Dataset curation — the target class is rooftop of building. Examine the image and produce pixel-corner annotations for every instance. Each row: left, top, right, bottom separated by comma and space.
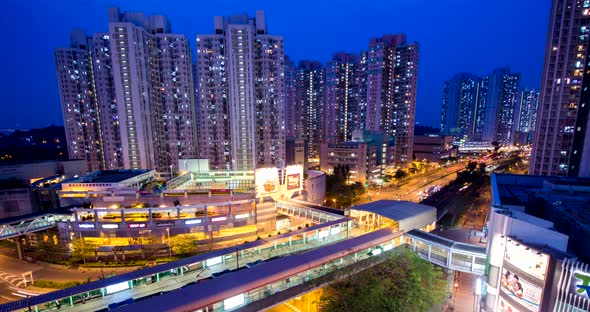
64, 169, 153, 184
306, 170, 325, 179
492, 173, 590, 230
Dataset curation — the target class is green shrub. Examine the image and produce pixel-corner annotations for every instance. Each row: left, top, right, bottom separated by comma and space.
33, 280, 83, 289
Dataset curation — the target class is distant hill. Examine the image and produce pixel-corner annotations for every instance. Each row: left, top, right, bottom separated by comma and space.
0, 125, 68, 163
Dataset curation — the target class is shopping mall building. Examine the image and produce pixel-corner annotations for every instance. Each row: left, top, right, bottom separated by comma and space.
30, 161, 326, 253
485, 174, 590, 311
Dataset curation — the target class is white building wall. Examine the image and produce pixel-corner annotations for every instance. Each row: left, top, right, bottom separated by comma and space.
109, 22, 155, 170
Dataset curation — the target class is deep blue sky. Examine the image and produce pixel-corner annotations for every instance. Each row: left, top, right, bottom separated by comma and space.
0, 0, 550, 130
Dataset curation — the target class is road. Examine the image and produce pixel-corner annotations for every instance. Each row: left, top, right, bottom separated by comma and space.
358, 163, 464, 204
0, 252, 136, 305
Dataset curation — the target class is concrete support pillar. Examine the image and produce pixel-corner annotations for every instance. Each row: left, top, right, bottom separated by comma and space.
15, 238, 23, 260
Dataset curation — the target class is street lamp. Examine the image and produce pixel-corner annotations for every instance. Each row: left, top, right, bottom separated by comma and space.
100, 260, 105, 279
166, 228, 172, 259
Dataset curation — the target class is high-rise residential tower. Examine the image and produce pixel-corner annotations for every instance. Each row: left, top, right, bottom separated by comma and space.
481, 68, 520, 145
472, 77, 489, 139
296, 61, 325, 160
55, 30, 104, 172
515, 89, 539, 134
531, 0, 590, 177
196, 12, 285, 171
364, 34, 419, 164
284, 56, 299, 139
441, 73, 479, 138
91, 32, 124, 170
324, 52, 361, 143
108, 8, 197, 175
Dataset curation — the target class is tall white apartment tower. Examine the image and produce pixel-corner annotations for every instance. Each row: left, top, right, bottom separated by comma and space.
108, 8, 156, 170
108, 8, 197, 174
197, 12, 285, 171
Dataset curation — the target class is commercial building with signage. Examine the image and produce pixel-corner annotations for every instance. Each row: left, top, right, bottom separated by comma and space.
36, 163, 316, 252
485, 174, 590, 311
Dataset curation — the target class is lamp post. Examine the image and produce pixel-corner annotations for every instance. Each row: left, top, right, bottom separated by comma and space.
100, 260, 105, 279
166, 228, 172, 260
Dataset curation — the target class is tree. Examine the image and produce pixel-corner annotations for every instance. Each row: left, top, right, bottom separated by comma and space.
332, 164, 351, 183
478, 162, 487, 174
394, 169, 408, 180
170, 235, 198, 256
466, 161, 478, 172
321, 248, 446, 312
491, 141, 501, 153
70, 238, 86, 262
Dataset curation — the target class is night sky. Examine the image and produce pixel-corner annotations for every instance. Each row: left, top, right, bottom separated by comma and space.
0, 0, 550, 130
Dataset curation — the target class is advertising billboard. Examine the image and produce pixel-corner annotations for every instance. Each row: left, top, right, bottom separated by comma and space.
285, 165, 303, 191
500, 268, 542, 312
504, 241, 549, 280
497, 297, 523, 312
255, 167, 279, 196
286, 174, 301, 190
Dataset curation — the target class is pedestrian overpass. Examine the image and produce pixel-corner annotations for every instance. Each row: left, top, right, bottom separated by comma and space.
405, 229, 487, 275
0, 211, 71, 240
0, 201, 488, 312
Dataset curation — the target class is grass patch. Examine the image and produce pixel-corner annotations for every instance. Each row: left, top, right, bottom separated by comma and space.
82, 260, 147, 268
33, 280, 83, 289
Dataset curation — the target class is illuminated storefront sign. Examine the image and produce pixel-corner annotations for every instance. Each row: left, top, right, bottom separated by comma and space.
101, 224, 119, 229
211, 216, 227, 222
79, 223, 95, 229
574, 271, 590, 298
128, 223, 146, 229
235, 213, 249, 219
157, 221, 174, 227
185, 219, 202, 225
555, 258, 590, 310
500, 268, 542, 311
